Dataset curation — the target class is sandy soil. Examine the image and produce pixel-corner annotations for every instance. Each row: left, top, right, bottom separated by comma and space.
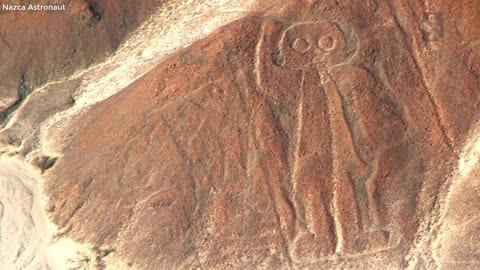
0, 158, 58, 270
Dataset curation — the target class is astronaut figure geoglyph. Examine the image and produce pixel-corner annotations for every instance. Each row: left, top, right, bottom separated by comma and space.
274, 21, 406, 256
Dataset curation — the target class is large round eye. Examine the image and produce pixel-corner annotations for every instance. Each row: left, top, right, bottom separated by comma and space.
318, 36, 335, 51
292, 38, 311, 53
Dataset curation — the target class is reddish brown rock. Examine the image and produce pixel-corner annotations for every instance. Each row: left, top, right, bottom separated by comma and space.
40, 0, 479, 269
0, 0, 162, 113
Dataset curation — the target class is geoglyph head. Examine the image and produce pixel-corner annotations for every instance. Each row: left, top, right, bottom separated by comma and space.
278, 22, 347, 69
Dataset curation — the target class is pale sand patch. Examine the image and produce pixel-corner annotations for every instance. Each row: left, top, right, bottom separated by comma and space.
430, 122, 480, 266
404, 122, 480, 269
458, 123, 480, 177
0, 157, 87, 270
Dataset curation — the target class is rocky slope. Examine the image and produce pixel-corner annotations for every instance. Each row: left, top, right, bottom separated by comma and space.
0, 0, 479, 269
0, 0, 166, 114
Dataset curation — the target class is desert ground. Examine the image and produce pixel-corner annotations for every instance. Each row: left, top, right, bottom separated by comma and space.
0, 0, 479, 269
